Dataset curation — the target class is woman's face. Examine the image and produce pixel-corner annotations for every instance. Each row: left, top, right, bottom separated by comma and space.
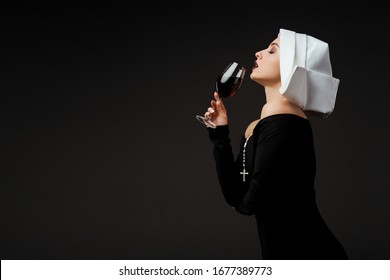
250, 36, 281, 87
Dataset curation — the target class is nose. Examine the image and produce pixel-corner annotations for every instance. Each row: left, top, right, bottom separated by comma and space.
255, 51, 262, 59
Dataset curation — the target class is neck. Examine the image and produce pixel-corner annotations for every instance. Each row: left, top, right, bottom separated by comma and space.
264, 86, 284, 104
260, 86, 306, 119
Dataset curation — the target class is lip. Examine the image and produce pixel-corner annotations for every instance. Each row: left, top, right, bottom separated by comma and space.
252, 60, 258, 69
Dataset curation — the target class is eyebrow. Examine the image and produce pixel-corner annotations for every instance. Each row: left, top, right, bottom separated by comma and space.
269, 42, 279, 47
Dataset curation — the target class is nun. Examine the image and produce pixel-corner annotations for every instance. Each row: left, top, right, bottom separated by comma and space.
201, 28, 349, 260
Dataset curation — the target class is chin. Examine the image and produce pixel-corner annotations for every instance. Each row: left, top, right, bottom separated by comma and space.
250, 73, 263, 85
249, 72, 257, 81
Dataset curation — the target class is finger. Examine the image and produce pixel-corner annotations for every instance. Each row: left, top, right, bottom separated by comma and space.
212, 100, 223, 111
205, 110, 214, 118
208, 107, 215, 114
218, 98, 225, 109
213, 97, 226, 111
214, 91, 221, 102
211, 92, 220, 109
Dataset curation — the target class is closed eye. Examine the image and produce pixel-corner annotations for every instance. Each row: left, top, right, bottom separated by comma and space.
267, 47, 277, 54
267, 42, 279, 54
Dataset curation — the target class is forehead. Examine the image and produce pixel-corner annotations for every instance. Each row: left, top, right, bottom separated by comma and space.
272, 37, 280, 44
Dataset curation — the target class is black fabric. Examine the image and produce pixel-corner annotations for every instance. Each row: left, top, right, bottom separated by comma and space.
207, 113, 348, 260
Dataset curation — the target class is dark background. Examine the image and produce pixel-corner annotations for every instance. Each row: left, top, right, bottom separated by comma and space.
2, 3, 389, 260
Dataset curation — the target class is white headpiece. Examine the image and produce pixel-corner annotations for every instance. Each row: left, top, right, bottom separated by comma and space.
279, 28, 340, 118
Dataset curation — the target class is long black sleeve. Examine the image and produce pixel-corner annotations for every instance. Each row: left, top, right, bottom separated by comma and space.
207, 125, 247, 210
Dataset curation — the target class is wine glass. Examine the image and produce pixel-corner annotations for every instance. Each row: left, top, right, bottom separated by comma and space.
196, 62, 246, 128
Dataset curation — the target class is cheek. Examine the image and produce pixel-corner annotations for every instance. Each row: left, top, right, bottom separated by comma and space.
269, 59, 280, 76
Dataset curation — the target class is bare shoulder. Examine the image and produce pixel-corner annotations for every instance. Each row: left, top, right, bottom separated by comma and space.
245, 119, 261, 139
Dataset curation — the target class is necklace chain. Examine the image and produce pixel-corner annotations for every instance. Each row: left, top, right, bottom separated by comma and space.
240, 134, 252, 182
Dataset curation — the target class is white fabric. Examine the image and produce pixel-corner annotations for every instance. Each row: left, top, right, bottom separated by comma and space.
279, 28, 340, 118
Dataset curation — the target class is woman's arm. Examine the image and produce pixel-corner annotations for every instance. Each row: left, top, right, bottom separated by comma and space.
208, 125, 248, 208
208, 123, 287, 216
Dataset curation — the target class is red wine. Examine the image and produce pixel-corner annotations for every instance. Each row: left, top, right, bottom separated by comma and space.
215, 62, 246, 98
216, 76, 243, 98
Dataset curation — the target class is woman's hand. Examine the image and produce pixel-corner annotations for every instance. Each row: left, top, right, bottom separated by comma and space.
204, 92, 228, 126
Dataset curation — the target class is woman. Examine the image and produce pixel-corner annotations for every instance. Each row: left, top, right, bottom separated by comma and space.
202, 28, 349, 260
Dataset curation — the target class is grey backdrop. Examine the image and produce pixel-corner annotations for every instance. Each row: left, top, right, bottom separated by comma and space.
2, 3, 389, 260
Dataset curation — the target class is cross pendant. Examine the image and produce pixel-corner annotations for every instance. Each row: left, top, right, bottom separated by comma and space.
240, 169, 249, 182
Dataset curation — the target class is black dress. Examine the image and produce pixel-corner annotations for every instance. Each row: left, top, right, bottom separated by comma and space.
207, 113, 348, 260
